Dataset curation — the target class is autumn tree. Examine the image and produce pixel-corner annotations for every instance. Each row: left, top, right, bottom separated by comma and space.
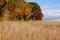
5, 0, 32, 20
0, 0, 7, 21
0, 0, 43, 21
28, 2, 43, 20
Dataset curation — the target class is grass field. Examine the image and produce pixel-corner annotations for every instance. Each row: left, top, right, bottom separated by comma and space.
0, 21, 60, 40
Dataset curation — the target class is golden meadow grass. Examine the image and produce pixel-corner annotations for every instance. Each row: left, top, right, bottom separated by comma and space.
0, 21, 60, 40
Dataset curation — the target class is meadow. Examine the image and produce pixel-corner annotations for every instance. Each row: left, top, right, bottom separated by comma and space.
0, 21, 60, 40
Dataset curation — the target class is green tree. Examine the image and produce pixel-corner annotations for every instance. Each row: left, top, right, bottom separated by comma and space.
28, 2, 41, 12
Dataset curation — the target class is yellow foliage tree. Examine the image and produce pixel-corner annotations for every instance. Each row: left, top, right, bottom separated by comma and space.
0, 0, 33, 21
9, 0, 32, 20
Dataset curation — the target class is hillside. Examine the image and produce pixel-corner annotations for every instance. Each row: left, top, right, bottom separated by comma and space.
0, 21, 60, 40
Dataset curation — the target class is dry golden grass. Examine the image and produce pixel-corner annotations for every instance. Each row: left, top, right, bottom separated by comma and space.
0, 21, 60, 40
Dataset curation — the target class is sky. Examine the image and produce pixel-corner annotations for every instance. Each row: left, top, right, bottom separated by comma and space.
27, 0, 60, 21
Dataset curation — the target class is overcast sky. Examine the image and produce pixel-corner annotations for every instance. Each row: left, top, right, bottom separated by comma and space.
27, 0, 60, 21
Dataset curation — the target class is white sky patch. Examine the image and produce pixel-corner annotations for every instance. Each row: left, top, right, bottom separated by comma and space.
26, 0, 36, 2
56, 4, 60, 9
41, 5, 60, 17
41, 4, 60, 21
26, 0, 30, 2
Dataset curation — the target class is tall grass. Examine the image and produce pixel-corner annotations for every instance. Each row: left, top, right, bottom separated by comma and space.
0, 21, 60, 40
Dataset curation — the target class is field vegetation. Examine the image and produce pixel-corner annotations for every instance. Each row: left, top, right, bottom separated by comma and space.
0, 21, 60, 40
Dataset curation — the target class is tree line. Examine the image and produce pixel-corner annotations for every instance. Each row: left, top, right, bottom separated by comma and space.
0, 0, 43, 21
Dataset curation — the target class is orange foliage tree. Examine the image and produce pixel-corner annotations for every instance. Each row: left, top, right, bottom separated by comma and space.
0, 0, 43, 21
8, 0, 32, 20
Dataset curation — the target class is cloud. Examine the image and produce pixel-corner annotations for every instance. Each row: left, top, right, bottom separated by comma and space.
41, 5, 60, 16
41, 5, 60, 21
56, 4, 60, 9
